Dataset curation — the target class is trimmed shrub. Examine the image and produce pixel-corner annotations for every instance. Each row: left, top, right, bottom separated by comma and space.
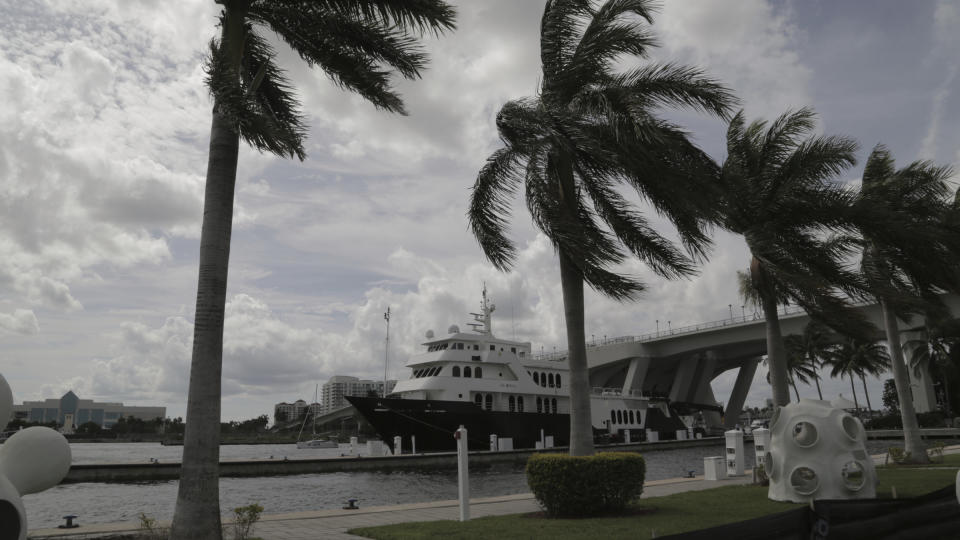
525, 451, 645, 517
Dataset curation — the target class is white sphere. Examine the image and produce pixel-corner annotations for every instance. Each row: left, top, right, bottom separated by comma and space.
0, 427, 71, 495
0, 474, 26, 540
0, 374, 12, 426
766, 399, 876, 503
448, 324, 460, 334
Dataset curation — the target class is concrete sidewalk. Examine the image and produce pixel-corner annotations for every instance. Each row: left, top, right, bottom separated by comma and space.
28, 474, 755, 540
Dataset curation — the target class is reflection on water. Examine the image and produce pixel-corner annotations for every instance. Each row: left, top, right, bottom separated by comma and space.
23, 440, 902, 529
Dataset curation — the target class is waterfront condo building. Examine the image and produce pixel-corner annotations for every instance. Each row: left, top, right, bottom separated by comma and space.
275, 376, 396, 421
10, 390, 166, 430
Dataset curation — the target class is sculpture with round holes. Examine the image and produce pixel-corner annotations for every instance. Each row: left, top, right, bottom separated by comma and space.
766, 398, 876, 502
0, 374, 72, 540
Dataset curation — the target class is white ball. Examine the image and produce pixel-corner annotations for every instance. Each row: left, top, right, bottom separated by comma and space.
0, 474, 27, 540
0, 427, 71, 495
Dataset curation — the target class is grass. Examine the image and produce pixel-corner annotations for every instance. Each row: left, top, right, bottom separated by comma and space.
349, 462, 959, 540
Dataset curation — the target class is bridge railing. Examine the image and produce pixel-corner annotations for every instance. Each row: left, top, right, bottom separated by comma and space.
532, 303, 810, 362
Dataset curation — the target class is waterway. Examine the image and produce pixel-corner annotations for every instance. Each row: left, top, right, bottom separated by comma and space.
23, 440, 900, 529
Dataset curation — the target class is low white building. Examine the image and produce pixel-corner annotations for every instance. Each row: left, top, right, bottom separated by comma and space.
11, 390, 165, 430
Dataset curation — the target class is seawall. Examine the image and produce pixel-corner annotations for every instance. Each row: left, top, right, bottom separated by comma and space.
63, 437, 723, 484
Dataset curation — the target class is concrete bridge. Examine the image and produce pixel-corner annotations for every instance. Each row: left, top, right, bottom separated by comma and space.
535, 294, 960, 430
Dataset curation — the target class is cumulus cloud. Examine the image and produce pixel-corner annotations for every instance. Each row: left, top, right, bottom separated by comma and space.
0, 309, 39, 335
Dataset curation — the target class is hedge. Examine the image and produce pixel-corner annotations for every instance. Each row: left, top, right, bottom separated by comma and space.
525, 451, 646, 517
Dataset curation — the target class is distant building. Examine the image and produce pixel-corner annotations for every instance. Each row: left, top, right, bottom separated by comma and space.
321, 376, 396, 413
10, 390, 165, 430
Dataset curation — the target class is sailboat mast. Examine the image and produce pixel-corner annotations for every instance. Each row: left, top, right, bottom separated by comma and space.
384, 307, 391, 398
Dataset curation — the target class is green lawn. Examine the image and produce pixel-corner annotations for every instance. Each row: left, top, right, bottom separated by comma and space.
349, 463, 959, 540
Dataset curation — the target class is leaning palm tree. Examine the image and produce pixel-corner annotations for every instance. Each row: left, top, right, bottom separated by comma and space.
855, 144, 957, 463
468, 0, 734, 456
172, 2, 455, 537
784, 321, 833, 400
716, 108, 871, 407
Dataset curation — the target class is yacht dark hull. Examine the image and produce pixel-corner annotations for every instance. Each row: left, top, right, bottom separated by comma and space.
346, 396, 685, 452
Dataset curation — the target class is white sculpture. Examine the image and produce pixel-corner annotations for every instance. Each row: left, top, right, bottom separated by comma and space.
766, 398, 876, 503
0, 374, 72, 540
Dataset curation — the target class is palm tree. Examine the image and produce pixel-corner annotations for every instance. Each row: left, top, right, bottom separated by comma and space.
715, 108, 870, 407
784, 321, 833, 400
903, 317, 960, 417
765, 351, 818, 402
855, 144, 957, 463
172, 2, 455, 537
823, 337, 890, 415
468, 0, 734, 456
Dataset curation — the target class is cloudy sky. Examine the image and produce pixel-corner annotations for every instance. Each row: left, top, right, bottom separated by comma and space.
2, 0, 958, 422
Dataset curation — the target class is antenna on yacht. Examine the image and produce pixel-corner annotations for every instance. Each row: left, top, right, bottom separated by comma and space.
468, 283, 495, 335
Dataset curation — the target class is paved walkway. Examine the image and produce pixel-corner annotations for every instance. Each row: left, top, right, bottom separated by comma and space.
29, 474, 754, 539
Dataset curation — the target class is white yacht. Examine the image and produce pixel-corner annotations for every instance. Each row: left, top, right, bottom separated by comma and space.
348, 288, 684, 451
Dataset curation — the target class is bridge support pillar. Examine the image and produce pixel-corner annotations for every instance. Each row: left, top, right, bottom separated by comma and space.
621, 357, 651, 397
900, 330, 938, 413
690, 352, 721, 429
724, 358, 759, 430
669, 356, 699, 403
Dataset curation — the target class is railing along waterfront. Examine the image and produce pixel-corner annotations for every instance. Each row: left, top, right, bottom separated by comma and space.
532, 303, 810, 363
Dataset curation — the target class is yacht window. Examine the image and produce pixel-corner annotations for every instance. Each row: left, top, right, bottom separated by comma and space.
540, 372, 547, 387
471, 355, 481, 361
458, 343, 465, 350
484, 394, 493, 411
555, 375, 561, 388
533, 372, 540, 385
548, 373, 554, 388
552, 398, 557, 414
537, 397, 543, 413
490, 345, 496, 351
473, 344, 479, 351
474, 394, 483, 407
475, 367, 482, 378
611, 410, 617, 424
452, 366, 460, 377
617, 410, 623, 424
629, 410, 635, 424
464, 366, 472, 378
519, 351, 525, 358
511, 347, 516, 353
509, 396, 516, 412
517, 396, 524, 412
433, 367, 441, 376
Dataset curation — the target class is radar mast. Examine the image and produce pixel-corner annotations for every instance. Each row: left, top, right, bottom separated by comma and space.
468, 283, 496, 335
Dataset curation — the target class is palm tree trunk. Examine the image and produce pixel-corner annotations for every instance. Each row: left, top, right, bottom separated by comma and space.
171, 5, 247, 538
813, 371, 824, 400
849, 374, 860, 413
761, 293, 791, 406
559, 251, 593, 456
879, 299, 929, 463
791, 382, 800, 402
556, 151, 593, 457
860, 373, 873, 413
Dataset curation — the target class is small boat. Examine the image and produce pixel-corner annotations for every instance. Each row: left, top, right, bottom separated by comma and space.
296, 385, 338, 449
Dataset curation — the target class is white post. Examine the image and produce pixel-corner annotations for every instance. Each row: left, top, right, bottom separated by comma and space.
725, 429, 745, 476
624, 430, 631, 444
393, 435, 402, 456
350, 436, 358, 456
411, 435, 416, 455
752, 428, 770, 470
383, 307, 391, 397
540, 428, 544, 447
489, 434, 498, 451
456, 425, 470, 521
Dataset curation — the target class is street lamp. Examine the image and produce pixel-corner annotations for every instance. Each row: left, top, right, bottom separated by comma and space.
728, 304, 733, 319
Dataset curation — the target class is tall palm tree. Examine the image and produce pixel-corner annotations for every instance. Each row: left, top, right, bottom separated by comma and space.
468, 0, 734, 456
715, 108, 870, 407
855, 144, 957, 464
765, 352, 818, 402
172, 2, 455, 537
784, 321, 833, 400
